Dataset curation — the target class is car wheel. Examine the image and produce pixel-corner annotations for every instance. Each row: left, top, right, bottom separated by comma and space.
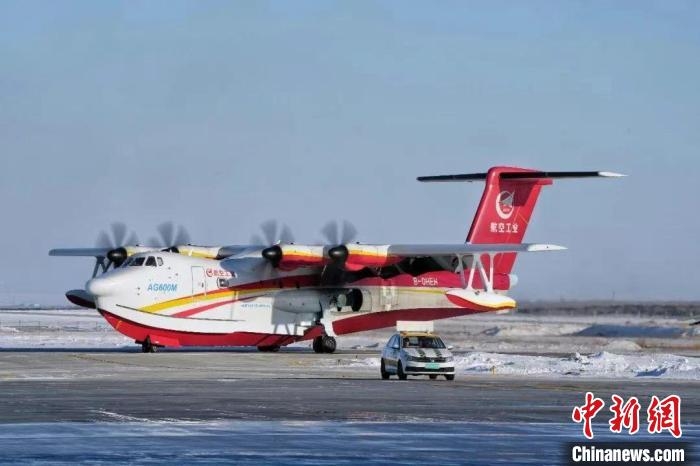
397, 361, 407, 380
429, 375, 437, 380
380, 359, 390, 379
445, 374, 455, 381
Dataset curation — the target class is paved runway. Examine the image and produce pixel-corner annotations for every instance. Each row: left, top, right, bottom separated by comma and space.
0, 350, 698, 424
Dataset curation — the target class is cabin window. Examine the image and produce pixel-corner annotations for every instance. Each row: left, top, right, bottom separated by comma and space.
130, 257, 145, 266
145, 256, 157, 267
156, 257, 164, 266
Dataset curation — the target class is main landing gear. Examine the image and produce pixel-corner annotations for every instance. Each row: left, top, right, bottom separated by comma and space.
257, 345, 281, 352
312, 335, 337, 354
140, 337, 157, 353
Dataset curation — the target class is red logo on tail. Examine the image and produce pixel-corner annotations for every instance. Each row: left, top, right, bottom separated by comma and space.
496, 191, 514, 220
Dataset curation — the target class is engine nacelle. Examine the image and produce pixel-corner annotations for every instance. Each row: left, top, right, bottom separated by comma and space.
327, 244, 400, 271
262, 244, 326, 270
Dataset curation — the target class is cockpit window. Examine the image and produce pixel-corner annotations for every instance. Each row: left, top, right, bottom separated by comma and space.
121, 257, 133, 267
156, 257, 163, 266
145, 256, 156, 267
130, 257, 145, 266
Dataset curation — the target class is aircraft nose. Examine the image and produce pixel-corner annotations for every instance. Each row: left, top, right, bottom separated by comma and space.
86, 276, 117, 297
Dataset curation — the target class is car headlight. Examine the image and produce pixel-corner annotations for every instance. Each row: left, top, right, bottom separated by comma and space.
445, 356, 454, 362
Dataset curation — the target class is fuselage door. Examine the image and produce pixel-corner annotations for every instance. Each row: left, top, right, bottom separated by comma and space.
191, 266, 207, 302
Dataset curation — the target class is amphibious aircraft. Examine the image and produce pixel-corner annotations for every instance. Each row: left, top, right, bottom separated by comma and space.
50, 166, 623, 353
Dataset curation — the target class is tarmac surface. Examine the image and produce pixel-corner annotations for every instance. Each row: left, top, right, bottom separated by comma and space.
0, 349, 698, 424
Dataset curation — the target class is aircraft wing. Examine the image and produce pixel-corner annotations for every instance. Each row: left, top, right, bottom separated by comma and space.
326, 242, 566, 272
49, 248, 111, 257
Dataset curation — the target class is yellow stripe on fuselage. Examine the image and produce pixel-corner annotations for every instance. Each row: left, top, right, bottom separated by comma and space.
139, 285, 450, 314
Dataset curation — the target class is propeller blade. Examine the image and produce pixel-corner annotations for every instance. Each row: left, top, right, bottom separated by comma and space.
157, 222, 175, 247
250, 234, 265, 245
125, 232, 139, 246
279, 225, 295, 244
260, 219, 278, 245
174, 226, 191, 245
322, 220, 357, 244
321, 221, 339, 245
256, 219, 294, 245
341, 220, 357, 243
96, 231, 113, 249
111, 222, 127, 247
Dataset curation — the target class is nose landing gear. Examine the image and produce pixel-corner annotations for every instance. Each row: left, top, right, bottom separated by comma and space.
312, 335, 337, 354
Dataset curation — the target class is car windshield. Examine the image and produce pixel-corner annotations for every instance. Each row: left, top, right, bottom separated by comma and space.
402, 336, 446, 349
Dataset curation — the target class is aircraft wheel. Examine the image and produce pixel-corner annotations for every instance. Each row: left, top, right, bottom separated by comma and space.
312, 336, 324, 353
380, 359, 390, 380
257, 345, 280, 352
445, 374, 455, 381
397, 361, 407, 380
321, 336, 336, 354
141, 338, 156, 353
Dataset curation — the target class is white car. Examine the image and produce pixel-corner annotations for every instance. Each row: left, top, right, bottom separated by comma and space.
380, 331, 455, 380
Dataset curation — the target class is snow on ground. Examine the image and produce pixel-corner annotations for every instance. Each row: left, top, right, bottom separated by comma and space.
1, 308, 698, 380
318, 351, 700, 380
0, 309, 132, 348
322, 311, 700, 356
458, 350, 700, 379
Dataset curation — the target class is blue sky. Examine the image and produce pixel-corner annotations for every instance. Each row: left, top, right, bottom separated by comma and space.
1, 1, 699, 303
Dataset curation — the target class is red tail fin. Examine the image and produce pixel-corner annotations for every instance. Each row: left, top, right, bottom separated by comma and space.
466, 166, 551, 275
417, 167, 624, 276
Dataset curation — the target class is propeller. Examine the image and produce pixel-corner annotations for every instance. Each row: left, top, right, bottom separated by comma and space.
95, 222, 140, 267
250, 220, 296, 267
321, 220, 357, 245
96, 222, 139, 249
322, 220, 358, 265
251, 219, 295, 245
149, 222, 191, 249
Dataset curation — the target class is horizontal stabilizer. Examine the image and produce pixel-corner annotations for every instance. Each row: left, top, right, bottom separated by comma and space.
386, 243, 566, 257
417, 170, 625, 182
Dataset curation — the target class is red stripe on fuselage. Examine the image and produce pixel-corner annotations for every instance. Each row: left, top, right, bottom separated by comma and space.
100, 309, 299, 348
99, 303, 501, 348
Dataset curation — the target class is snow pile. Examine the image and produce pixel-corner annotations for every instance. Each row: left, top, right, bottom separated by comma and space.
458, 351, 700, 380
482, 322, 587, 337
